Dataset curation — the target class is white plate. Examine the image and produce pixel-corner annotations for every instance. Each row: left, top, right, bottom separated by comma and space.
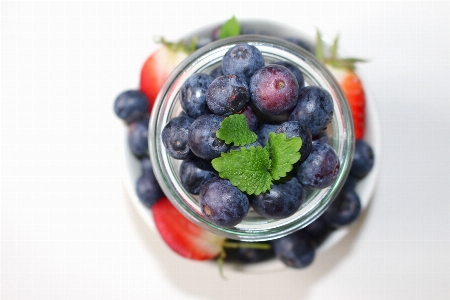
119, 31, 382, 273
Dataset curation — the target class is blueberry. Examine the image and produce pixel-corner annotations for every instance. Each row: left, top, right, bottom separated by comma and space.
206, 74, 250, 116
162, 115, 195, 160
250, 64, 300, 116
222, 43, 264, 82
288, 86, 334, 136
271, 231, 315, 269
343, 174, 359, 191
312, 131, 330, 144
230, 141, 261, 151
199, 178, 249, 228
136, 158, 164, 207
114, 90, 148, 123
210, 66, 224, 79
350, 140, 375, 179
128, 117, 149, 158
296, 142, 340, 189
251, 177, 305, 219
300, 216, 333, 246
188, 114, 230, 160
272, 60, 305, 88
179, 156, 217, 195
322, 188, 361, 228
224, 241, 274, 263
140, 157, 154, 175
255, 123, 279, 146
276, 121, 312, 163
238, 105, 258, 132
180, 73, 214, 118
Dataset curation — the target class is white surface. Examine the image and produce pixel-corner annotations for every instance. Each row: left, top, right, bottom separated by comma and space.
2, 2, 450, 300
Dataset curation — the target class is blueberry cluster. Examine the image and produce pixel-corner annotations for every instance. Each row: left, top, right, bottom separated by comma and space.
114, 36, 376, 271
162, 43, 342, 229
113, 90, 164, 208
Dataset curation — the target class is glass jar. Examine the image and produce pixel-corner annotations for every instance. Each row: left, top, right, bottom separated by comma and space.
149, 34, 354, 242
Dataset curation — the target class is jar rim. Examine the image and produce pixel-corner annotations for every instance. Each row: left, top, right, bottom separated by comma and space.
149, 35, 354, 241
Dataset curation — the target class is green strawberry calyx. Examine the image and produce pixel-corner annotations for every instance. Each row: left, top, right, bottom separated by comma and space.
155, 36, 198, 55
315, 29, 367, 72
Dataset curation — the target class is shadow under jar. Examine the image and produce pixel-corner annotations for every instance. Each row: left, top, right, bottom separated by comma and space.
149, 35, 354, 242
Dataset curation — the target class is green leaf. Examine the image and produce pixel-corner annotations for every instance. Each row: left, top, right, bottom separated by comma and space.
219, 16, 241, 39
211, 147, 272, 195
216, 114, 257, 146
330, 34, 339, 60
266, 132, 302, 180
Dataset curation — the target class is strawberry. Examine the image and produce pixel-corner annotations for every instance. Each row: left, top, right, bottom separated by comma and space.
316, 31, 367, 140
139, 38, 196, 112
152, 196, 225, 260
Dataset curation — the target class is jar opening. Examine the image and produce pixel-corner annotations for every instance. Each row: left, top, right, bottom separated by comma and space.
149, 35, 354, 241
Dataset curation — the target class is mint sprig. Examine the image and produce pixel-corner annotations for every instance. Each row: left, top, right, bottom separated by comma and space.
216, 114, 257, 146
212, 121, 302, 195
267, 132, 302, 180
212, 146, 272, 195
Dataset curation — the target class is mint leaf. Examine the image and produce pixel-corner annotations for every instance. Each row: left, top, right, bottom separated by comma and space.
212, 147, 272, 195
267, 132, 302, 180
219, 16, 241, 39
216, 114, 257, 146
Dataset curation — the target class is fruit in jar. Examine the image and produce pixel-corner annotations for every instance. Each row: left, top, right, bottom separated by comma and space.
199, 178, 250, 228
272, 60, 305, 89
221, 43, 264, 82
180, 73, 214, 118
296, 142, 340, 189
275, 121, 312, 163
250, 177, 305, 219
250, 64, 300, 116
288, 86, 334, 136
179, 156, 218, 195
162, 41, 338, 225
187, 114, 230, 160
161, 115, 195, 159
206, 74, 250, 116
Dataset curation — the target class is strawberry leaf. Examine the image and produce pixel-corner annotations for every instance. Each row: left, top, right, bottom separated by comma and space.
211, 147, 272, 195
216, 114, 257, 146
219, 16, 241, 39
315, 29, 324, 62
266, 132, 302, 180
315, 29, 367, 72
330, 34, 339, 60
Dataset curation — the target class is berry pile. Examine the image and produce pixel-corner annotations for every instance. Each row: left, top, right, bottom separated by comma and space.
113, 16, 375, 273
163, 42, 341, 228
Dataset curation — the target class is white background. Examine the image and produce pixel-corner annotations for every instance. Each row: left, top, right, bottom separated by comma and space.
2, 1, 450, 299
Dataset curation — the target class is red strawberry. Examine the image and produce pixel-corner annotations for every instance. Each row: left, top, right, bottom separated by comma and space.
316, 31, 367, 140
139, 39, 195, 112
338, 71, 365, 140
152, 196, 225, 261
